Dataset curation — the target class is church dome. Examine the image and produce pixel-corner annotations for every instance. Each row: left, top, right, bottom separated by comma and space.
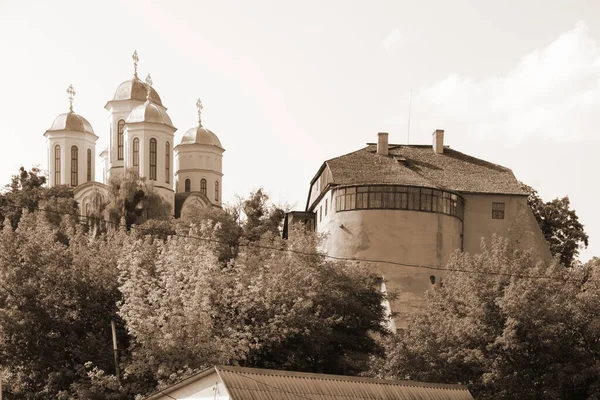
180, 126, 223, 149
112, 78, 163, 106
126, 101, 175, 128
47, 111, 95, 135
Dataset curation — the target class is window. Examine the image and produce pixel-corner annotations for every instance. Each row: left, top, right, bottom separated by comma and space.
215, 181, 219, 201
149, 138, 157, 180
54, 145, 61, 185
319, 206, 322, 222
132, 138, 139, 173
492, 202, 505, 219
71, 146, 78, 186
334, 185, 465, 221
325, 198, 328, 216
185, 178, 191, 192
200, 179, 207, 196
165, 142, 170, 184
117, 120, 125, 160
87, 149, 92, 182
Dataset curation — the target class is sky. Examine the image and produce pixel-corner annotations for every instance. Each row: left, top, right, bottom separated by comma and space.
0, 0, 598, 262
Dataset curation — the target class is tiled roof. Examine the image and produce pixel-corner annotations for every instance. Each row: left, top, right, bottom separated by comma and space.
325, 144, 526, 195
216, 365, 474, 400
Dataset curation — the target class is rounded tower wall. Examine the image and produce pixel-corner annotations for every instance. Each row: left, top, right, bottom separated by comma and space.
45, 131, 97, 188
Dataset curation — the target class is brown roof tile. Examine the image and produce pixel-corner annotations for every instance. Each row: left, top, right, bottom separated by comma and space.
325, 144, 525, 195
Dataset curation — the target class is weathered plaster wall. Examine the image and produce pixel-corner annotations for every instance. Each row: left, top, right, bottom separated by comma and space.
316, 193, 462, 325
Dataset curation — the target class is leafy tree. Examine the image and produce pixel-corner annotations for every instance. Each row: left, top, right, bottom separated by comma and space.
522, 183, 589, 267
104, 169, 171, 230
371, 236, 600, 399
0, 212, 127, 399
239, 188, 285, 242
117, 225, 387, 395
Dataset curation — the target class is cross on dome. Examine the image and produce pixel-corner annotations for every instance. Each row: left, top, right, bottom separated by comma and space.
196, 98, 203, 126
132, 50, 139, 78
145, 74, 153, 101
67, 84, 76, 112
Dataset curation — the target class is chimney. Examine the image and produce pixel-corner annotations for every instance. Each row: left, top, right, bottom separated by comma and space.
432, 129, 444, 154
377, 132, 389, 156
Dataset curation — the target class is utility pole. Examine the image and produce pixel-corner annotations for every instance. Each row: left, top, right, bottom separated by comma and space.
111, 319, 121, 385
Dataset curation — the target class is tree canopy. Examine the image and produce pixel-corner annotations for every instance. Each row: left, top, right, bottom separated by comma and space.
522, 183, 589, 267
371, 237, 600, 399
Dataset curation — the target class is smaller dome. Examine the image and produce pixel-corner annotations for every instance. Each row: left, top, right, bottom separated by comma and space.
112, 78, 163, 106
180, 126, 223, 149
126, 101, 175, 128
47, 111, 95, 135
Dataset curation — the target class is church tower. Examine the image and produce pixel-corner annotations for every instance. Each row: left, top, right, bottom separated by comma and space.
103, 51, 164, 181
174, 99, 224, 212
124, 74, 176, 211
44, 85, 98, 188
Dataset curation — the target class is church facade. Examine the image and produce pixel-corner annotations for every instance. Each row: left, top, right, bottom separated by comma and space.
285, 130, 551, 329
43, 52, 224, 217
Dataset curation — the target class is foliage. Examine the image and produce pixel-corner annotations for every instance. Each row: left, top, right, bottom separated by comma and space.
522, 183, 589, 267
0, 167, 78, 229
371, 237, 600, 399
0, 212, 127, 399
104, 169, 171, 230
116, 226, 388, 394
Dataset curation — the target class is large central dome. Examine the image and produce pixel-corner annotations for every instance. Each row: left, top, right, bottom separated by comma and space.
126, 101, 174, 128
112, 78, 163, 106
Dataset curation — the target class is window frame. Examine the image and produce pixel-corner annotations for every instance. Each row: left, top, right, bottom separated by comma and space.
132, 138, 140, 173
165, 142, 170, 184
70, 145, 78, 187
200, 179, 207, 196
54, 145, 61, 185
86, 149, 92, 182
149, 138, 157, 180
117, 120, 125, 160
184, 178, 191, 192
215, 181, 219, 202
492, 202, 505, 219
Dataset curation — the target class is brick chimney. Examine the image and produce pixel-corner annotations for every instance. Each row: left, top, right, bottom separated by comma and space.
432, 129, 444, 154
377, 132, 389, 156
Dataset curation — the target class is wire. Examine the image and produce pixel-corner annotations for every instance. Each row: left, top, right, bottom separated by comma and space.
0, 201, 598, 283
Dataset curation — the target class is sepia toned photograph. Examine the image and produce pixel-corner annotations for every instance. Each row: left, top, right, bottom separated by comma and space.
0, 0, 598, 398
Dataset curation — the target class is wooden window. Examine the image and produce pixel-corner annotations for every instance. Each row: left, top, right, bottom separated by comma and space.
132, 138, 139, 173
71, 146, 78, 186
325, 198, 328, 216
492, 202, 505, 219
185, 178, 191, 192
54, 145, 61, 185
165, 142, 170, 184
117, 120, 125, 160
87, 149, 92, 182
149, 138, 157, 180
215, 181, 219, 201
201, 179, 207, 196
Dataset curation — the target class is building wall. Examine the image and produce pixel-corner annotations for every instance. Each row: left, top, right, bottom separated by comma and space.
175, 144, 224, 207
315, 189, 463, 325
45, 132, 97, 188
462, 193, 552, 261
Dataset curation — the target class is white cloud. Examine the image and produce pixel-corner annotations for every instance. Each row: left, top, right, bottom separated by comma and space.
415, 21, 600, 141
383, 29, 404, 55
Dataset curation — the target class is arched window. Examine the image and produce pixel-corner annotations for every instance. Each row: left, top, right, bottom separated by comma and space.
132, 138, 139, 173
117, 120, 125, 160
165, 142, 170, 184
149, 138, 157, 180
71, 145, 78, 187
185, 178, 191, 192
215, 181, 219, 202
54, 145, 61, 185
87, 149, 92, 182
200, 179, 207, 196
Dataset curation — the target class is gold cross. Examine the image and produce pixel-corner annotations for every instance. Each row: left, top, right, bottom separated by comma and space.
132, 50, 139, 78
67, 84, 75, 112
196, 98, 203, 126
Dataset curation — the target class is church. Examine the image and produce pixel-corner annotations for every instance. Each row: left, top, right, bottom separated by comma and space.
42, 51, 224, 217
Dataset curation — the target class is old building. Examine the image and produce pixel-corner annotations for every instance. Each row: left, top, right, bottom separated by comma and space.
43, 51, 224, 217
142, 365, 474, 400
285, 130, 550, 327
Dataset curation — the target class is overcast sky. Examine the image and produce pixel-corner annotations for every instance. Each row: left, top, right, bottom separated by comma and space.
0, 0, 598, 261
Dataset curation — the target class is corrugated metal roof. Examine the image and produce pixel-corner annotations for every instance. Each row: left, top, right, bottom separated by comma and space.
215, 366, 474, 400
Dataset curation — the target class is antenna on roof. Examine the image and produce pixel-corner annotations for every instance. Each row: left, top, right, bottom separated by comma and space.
407, 88, 412, 144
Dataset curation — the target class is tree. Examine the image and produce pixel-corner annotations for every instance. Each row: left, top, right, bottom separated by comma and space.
0, 212, 127, 399
522, 183, 589, 267
371, 236, 600, 399
104, 169, 171, 230
117, 225, 388, 395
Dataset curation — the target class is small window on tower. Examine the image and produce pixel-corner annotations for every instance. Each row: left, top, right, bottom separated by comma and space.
185, 178, 191, 193
200, 179, 207, 196
492, 202, 505, 219
117, 120, 125, 160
